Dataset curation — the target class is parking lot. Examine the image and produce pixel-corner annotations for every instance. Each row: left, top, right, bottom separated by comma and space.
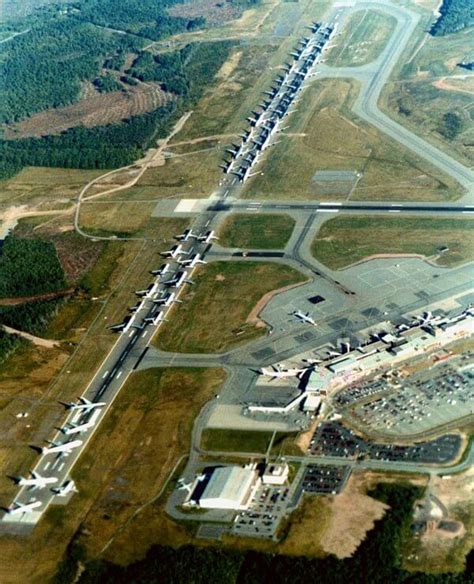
297, 464, 351, 497
232, 484, 291, 539
308, 421, 462, 464
347, 358, 474, 436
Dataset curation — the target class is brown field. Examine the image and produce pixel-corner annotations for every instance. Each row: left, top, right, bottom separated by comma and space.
4, 83, 172, 139
167, 0, 242, 27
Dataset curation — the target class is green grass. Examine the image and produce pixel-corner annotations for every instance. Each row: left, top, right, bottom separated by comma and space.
201, 428, 296, 454
311, 216, 474, 269
155, 260, 306, 353
326, 9, 396, 67
218, 214, 295, 249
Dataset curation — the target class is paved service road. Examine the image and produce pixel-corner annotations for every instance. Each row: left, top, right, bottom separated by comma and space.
319, 0, 474, 197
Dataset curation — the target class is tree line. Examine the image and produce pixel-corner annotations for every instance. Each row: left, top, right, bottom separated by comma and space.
0, 235, 66, 298
430, 0, 474, 36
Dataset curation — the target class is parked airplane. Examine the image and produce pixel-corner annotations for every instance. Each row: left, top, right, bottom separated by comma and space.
153, 292, 181, 307
135, 281, 159, 299
160, 244, 189, 259
61, 409, 101, 435
293, 310, 317, 326
150, 263, 171, 277
260, 364, 307, 379
108, 317, 144, 333
129, 299, 146, 314
52, 480, 77, 497
198, 230, 218, 244
62, 397, 105, 412
15, 472, 58, 489
144, 312, 167, 326
178, 253, 207, 268
6, 501, 42, 515
166, 271, 194, 289
42, 440, 83, 455
175, 228, 196, 242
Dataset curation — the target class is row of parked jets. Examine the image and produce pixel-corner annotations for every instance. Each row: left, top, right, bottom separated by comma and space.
220, 21, 338, 183
6, 228, 219, 516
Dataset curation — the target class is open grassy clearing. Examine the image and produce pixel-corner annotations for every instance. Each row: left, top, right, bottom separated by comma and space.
79, 201, 188, 239
132, 148, 222, 200
0, 367, 226, 582
382, 11, 474, 166
326, 9, 396, 67
218, 213, 295, 249
201, 428, 296, 454
311, 216, 474, 269
0, 166, 104, 206
155, 261, 307, 353
243, 79, 459, 202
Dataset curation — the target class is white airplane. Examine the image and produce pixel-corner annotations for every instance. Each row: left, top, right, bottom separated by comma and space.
166, 271, 194, 289
150, 263, 171, 277
175, 229, 197, 242
178, 253, 206, 268
42, 440, 83, 456
108, 318, 144, 333
62, 411, 100, 435
15, 472, 58, 489
62, 397, 105, 412
153, 292, 181, 307
129, 299, 146, 314
160, 244, 189, 259
52, 480, 77, 497
144, 312, 167, 326
260, 364, 307, 379
6, 501, 42, 515
198, 230, 218, 244
293, 310, 317, 326
135, 281, 159, 299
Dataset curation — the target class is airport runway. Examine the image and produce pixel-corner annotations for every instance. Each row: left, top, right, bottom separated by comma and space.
3, 2, 473, 528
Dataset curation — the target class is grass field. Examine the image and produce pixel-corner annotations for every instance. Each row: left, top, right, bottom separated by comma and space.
311, 216, 474, 269
218, 214, 295, 249
326, 10, 396, 67
382, 9, 474, 167
78, 202, 188, 239
243, 79, 460, 202
201, 428, 296, 454
155, 261, 306, 353
0, 166, 104, 206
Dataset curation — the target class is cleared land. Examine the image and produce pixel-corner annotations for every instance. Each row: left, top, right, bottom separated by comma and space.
201, 428, 296, 454
326, 10, 396, 67
218, 213, 295, 249
243, 79, 459, 202
311, 216, 474, 269
382, 15, 474, 166
5, 84, 172, 138
79, 202, 188, 239
155, 261, 307, 353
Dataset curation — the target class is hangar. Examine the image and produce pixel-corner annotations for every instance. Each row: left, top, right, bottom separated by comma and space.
193, 466, 261, 510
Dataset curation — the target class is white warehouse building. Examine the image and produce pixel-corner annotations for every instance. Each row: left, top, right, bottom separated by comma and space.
194, 466, 261, 510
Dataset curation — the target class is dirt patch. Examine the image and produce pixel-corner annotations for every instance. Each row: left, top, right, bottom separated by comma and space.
295, 417, 320, 452
167, 0, 241, 27
215, 274, 226, 281
433, 77, 474, 97
5, 84, 172, 139
217, 50, 243, 80
246, 279, 309, 325
321, 472, 389, 558
0, 288, 74, 306
1, 325, 60, 348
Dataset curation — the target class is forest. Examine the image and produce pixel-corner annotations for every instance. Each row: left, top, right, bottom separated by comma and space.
0, 39, 233, 179
0, 236, 66, 297
430, 0, 474, 36
0, 299, 64, 335
54, 484, 474, 584
0, 329, 26, 365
